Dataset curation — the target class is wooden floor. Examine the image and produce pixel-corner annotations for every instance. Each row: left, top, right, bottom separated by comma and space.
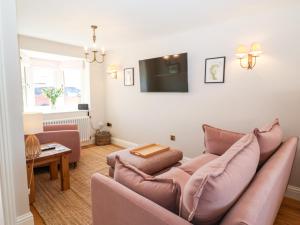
30, 145, 300, 225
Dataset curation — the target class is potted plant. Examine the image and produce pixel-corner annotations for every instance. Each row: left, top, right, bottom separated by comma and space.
42, 87, 63, 109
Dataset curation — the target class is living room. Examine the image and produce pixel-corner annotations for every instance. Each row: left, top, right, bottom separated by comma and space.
0, 0, 300, 225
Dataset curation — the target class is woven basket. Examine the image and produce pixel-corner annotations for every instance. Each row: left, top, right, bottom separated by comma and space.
95, 130, 111, 146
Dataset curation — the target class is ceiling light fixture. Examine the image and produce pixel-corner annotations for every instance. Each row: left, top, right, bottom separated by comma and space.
84, 25, 105, 64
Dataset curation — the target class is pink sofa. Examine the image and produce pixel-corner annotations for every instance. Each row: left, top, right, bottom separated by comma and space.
35, 124, 81, 165
91, 137, 298, 225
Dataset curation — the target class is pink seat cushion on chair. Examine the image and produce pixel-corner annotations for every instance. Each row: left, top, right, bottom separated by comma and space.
254, 118, 283, 164
182, 133, 260, 225
114, 156, 181, 213
202, 124, 244, 156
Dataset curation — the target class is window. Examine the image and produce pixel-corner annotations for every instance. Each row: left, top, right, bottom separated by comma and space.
20, 50, 90, 112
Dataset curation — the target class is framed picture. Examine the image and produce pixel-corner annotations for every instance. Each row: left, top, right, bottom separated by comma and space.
204, 57, 226, 83
124, 68, 134, 86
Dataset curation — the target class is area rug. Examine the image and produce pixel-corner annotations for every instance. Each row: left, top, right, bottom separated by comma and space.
33, 145, 122, 225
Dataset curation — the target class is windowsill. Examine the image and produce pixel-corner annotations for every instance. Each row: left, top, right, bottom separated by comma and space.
42, 109, 88, 115
24, 108, 89, 115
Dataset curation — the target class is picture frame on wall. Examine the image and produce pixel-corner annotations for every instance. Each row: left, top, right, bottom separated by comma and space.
124, 68, 134, 86
204, 56, 226, 83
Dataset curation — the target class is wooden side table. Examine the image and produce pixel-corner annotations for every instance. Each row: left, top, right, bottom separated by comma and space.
26, 143, 72, 204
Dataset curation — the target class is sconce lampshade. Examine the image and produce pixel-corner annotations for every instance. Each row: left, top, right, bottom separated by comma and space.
249, 43, 262, 57
236, 45, 248, 59
106, 64, 119, 79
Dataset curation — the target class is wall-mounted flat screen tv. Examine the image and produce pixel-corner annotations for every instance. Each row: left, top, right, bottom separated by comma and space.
139, 53, 188, 92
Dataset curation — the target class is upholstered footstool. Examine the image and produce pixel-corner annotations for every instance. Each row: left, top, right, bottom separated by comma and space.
106, 147, 183, 177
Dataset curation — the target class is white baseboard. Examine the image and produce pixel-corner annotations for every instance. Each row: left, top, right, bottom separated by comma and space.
16, 212, 34, 225
285, 185, 300, 201
111, 137, 138, 148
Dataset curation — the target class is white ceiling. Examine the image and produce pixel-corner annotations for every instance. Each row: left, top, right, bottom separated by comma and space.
17, 0, 297, 49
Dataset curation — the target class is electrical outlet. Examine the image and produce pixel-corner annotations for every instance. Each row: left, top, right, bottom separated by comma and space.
107, 122, 112, 127
170, 135, 176, 141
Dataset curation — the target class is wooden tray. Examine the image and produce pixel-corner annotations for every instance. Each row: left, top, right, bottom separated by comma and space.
130, 144, 170, 158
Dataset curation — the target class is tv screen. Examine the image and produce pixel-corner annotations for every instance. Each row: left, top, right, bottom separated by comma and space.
139, 53, 188, 92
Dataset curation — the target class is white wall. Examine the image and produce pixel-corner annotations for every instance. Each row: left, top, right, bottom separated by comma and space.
0, 0, 33, 223
18, 35, 106, 136
104, 5, 300, 188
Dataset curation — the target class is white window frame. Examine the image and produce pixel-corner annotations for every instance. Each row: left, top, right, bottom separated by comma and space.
20, 50, 90, 113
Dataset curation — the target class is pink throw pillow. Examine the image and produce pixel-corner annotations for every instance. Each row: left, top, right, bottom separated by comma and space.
114, 156, 181, 213
182, 133, 260, 225
254, 118, 283, 164
202, 124, 244, 155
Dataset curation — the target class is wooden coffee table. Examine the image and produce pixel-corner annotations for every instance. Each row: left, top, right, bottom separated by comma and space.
26, 143, 71, 204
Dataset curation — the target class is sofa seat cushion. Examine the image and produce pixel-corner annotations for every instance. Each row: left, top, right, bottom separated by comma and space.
179, 153, 219, 175
107, 148, 183, 175
157, 167, 191, 196
114, 156, 181, 213
181, 133, 260, 225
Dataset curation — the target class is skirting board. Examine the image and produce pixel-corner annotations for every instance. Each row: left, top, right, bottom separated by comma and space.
16, 212, 34, 225
111, 137, 138, 148
285, 185, 300, 201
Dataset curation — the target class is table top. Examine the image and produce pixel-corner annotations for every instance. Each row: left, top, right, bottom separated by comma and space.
26, 143, 71, 163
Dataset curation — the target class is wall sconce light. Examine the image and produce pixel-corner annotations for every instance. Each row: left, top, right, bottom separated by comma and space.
236, 43, 262, 69
106, 64, 119, 79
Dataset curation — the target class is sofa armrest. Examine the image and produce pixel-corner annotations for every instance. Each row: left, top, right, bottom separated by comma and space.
91, 173, 192, 225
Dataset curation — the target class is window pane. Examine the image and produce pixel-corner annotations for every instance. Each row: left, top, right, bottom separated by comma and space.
63, 69, 82, 106
32, 67, 58, 106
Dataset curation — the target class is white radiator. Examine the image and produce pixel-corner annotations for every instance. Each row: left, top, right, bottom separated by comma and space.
43, 116, 91, 142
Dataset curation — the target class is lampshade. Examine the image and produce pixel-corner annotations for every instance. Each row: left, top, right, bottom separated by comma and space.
23, 113, 43, 135
106, 64, 119, 73
249, 43, 262, 57
236, 45, 247, 59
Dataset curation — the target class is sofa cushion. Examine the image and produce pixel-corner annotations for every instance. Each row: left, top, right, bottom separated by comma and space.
254, 118, 283, 164
202, 124, 244, 155
114, 155, 181, 213
179, 153, 219, 175
181, 133, 260, 225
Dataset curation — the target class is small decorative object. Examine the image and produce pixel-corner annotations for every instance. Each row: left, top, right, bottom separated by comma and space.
124, 68, 134, 86
205, 57, 226, 83
42, 87, 63, 109
107, 64, 119, 79
95, 130, 111, 146
83, 25, 106, 64
236, 43, 262, 70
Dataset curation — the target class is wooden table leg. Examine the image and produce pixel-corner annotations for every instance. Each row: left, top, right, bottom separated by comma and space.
26, 162, 35, 204
49, 161, 58, 180
60, 154, 70, 191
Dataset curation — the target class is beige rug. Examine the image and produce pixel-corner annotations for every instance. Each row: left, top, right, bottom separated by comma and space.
33, 145, 122, 225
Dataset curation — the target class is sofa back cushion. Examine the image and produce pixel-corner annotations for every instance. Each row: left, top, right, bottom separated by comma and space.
254, 118, 283, 164
114, 156, 181, 213
203, 119, 283, 165
181, 133, 260, 225
202, 124, 244, 155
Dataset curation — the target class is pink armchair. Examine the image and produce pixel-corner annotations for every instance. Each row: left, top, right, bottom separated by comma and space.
35, 124, 81, 166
